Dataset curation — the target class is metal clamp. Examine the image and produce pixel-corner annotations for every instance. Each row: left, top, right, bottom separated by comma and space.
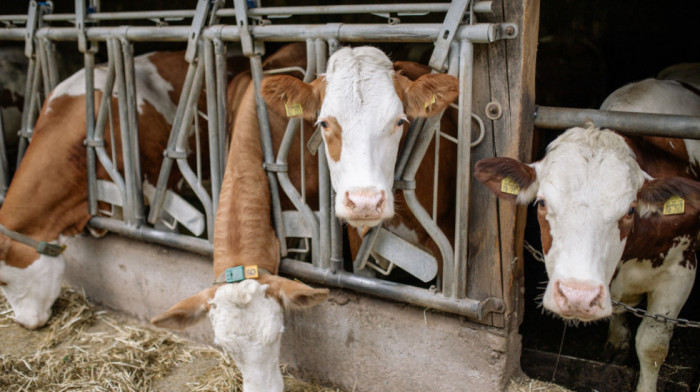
477, 297, 506, 320
163, 149, 188, 159
84, 138, 105, 148
263, 162, 289, 173
75, 0, 98, 54
393, 180, 416, 190
428, 0, 470, 72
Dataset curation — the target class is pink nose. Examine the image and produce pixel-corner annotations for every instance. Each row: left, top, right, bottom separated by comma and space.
552, 280, 605, 319
344, 189, 386, 220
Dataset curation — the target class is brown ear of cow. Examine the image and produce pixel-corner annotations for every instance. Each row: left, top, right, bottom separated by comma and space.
474, 157, 538, 203
395, 73, 459, 118
150, 286, 218, 330
260, 75, 324, 122
637, 176, 700, 216
258, 274, 329, 310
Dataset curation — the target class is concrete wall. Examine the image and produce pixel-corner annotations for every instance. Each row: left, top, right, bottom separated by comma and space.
63, 233, 522, 392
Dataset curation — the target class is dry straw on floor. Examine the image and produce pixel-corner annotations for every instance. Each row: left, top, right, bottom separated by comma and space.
0, 288, 340, 392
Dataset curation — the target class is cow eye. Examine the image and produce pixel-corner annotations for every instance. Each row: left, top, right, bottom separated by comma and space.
397, 118, 407, 127
318, 121, 329, 128
627, 206, 635, 216
535, 199, 546, 209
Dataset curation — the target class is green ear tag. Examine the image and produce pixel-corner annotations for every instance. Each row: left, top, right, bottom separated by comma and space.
663, 195, 685, 215
285, 102, 303, 117
225, 266, 246, 283
500, 177, 520, 196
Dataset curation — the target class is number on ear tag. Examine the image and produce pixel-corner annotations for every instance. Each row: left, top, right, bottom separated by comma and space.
663, 195, 685, 215
500, 177, 520, 195
244, 265, 259, 279
285, 102, 303, 117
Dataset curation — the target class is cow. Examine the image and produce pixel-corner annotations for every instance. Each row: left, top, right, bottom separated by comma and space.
151, 43, 459, 392
474, 74, 700, 392
0, 51, 211, 330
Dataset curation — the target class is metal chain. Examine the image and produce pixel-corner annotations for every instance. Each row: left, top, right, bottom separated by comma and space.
611, 300, 700, 328
524, 241, 700, 328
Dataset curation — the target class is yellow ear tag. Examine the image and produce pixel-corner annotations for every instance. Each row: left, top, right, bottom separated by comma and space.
662, 195, 685, 215
500, 177, 520, 195
244, 265, 259, 279
424, 94, 437, 110
285, 102, 303, 117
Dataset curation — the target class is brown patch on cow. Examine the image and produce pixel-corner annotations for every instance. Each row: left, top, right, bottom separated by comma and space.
622, 178, 700, 268
618, 203, 636, 241
321, 116, 342, 162
536, 202, 553, 255
474, 157, 537, 202
624, 135, 692, 179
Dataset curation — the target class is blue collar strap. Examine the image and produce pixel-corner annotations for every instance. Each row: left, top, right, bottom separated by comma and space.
213, 265, 264, 285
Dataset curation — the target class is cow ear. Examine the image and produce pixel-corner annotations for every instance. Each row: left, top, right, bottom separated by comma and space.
474, 157, 538, 204
259, 275, 329, 310
150, 286, 218, 330
260, 75, 324, 122
394, 73, 459, 118
637, 177, 700, 217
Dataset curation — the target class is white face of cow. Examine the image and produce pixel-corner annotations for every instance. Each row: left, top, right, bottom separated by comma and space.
0, 253, 65, 329
533, 128, 646, 320
208, 280, 285, 392
475, 127, 647, 321
260, 46, 459, 229
317, 47, 406, 227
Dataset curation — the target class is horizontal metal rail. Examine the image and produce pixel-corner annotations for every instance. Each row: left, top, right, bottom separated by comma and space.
0, 22, 516, 44
0, 3, 494, 23
534, 106, 700, 139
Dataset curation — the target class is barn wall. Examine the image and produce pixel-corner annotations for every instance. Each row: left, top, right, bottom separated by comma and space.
63, 234, 522, 392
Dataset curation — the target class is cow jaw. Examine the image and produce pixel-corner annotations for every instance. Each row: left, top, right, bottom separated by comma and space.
208, 280, 284, 392
0, 253, 65, 329
536, 128, 645, 321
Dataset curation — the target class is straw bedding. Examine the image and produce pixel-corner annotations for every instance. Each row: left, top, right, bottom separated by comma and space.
0, 287, 569, 392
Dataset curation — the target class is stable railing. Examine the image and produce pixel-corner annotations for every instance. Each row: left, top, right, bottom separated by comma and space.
0, 0, 519, 321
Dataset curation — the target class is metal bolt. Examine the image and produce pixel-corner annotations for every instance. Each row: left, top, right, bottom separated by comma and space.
505, 26, 515, 36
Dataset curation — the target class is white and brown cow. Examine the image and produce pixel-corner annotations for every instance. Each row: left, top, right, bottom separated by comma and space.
475, 75, 700, 392
151, 43, 458, 392
0, 51, 205, 330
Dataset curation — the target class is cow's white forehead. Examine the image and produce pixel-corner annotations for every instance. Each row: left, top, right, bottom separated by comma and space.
538, 127, 645, 218
321, 47, 402, 121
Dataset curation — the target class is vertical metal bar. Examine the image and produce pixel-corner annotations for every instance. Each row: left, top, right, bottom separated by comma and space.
0, 110, 8, 200
213, 38, 228, 185
452, 40, 473, 299
173, 57, 214, 240
16, 56, 42, 166
315, 38, 331, 270
249, 54, 290, 259
36, 38, 51, 98
147, 63, 197, 225
204, 39, 221, 214
92, 49, 127, 205
44, 39, 59, 89
111, 37, 136, 225
84, 50, 98, 215
121, 38, 145, 224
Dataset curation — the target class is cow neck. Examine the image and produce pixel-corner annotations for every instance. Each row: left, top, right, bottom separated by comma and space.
0, 95, 90, 254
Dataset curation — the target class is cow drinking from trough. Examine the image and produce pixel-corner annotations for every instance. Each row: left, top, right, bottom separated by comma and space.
475, 75, 700, 392
151, 44, 458, 392
0, 51, 206, 330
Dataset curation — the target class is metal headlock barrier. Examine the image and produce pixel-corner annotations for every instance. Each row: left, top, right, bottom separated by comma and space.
0, 0, 524, 321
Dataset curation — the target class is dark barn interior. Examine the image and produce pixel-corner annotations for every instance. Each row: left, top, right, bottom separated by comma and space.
523, 1, 700, 391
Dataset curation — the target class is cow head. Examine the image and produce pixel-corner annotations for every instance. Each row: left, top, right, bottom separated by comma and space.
151, 275, 328, 392
0, 238, 65, 329
261, 46, 458, 228
475, 126, 700, 321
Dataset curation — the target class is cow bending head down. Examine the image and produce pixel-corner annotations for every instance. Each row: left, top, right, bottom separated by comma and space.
261, 46, 458, 228
476, 126, 700, 321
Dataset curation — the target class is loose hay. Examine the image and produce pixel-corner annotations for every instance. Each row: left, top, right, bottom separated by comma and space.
0, 288, 341, 392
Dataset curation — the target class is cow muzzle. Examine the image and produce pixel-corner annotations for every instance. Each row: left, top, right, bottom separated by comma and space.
337, 188, 389, 227
548, 279, 609, 321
